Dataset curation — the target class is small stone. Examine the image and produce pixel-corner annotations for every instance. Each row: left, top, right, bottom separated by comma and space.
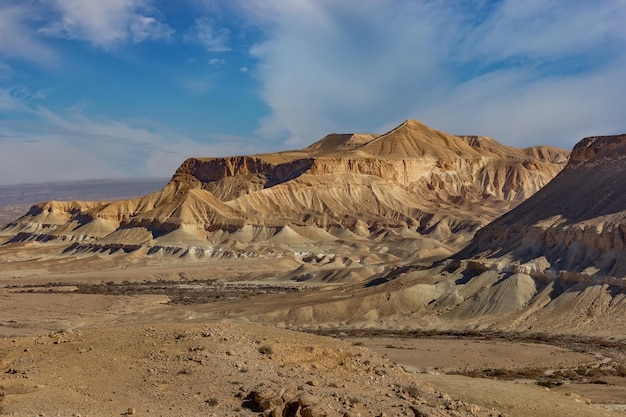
301, 403, 327, 417
297, 392, 319, 408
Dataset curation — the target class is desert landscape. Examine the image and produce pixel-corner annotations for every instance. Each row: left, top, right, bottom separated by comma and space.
1, 120, 626, 416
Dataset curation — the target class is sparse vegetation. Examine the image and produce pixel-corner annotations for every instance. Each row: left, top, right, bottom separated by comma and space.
11, 280, 306, 305
205, 397, 219, 406
536, 380, 562, 388
258, 345, 273, 355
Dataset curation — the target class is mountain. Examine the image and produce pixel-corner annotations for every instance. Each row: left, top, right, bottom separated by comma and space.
458, 133, 626, 281
0, 120, 567, 277
265, 133, 626, 335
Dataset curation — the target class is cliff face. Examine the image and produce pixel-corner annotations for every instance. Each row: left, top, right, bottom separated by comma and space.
458, 134, 626, 281
0, 120, 568, 265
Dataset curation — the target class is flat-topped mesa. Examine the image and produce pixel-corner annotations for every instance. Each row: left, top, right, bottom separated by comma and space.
171, 120, 568, 201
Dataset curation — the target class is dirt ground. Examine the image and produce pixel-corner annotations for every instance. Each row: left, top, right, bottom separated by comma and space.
1, 261, 626, 416
1, 322, 505, 417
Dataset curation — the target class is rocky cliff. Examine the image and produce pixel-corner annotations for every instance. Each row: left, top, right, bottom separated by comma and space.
0, 120, 568, 270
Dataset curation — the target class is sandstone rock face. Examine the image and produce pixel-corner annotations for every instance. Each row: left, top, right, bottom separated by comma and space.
458, 133, 626, 282
0, 120, 567, 271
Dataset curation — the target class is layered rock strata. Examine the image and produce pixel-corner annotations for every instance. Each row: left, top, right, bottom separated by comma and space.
0, 120, 568, 266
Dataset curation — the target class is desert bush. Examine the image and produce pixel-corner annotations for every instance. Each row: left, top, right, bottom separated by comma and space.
590, 379, 609, 385
536, 380, 562, 388
258, 345, 273, 355
402, 384, 421, 399
205, 397, 218, 406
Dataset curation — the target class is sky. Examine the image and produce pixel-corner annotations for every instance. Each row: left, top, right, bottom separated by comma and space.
0, 0, 625, 185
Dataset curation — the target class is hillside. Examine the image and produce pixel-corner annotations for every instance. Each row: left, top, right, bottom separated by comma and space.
0, 120, 567, 280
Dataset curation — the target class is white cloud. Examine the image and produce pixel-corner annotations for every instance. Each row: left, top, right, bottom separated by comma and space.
243, 0, 447, 145
41, 0, 173, 47
189, 17, 230, 52
128, 15, 173, 43
236, 0, 626, 149
0, 3, 56, 64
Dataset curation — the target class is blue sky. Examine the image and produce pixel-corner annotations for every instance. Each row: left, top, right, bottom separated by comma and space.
0, 0, 625, 185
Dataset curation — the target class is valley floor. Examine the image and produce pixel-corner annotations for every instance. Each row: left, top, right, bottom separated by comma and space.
1, 262, 626, 416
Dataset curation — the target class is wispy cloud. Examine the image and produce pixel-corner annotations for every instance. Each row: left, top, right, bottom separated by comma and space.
0, 91, 20, 113
178, 77, 213, 95
236, 0, 626, 148
208, 58, 225, 66
188, 17, 231, 52
0, 88, 30, 112
416, 60, 626, 148
40, 0, 174, 47
0, 63, 14, 80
